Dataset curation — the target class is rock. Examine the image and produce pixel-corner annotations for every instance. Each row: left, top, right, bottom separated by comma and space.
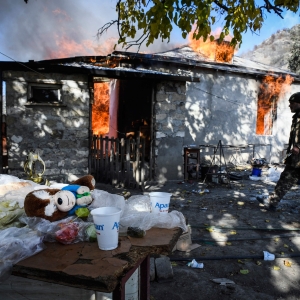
155, 256, 173, 282
150, 257, 156, 281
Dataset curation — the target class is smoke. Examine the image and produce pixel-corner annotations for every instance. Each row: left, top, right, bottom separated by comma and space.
0, 0, 186, 62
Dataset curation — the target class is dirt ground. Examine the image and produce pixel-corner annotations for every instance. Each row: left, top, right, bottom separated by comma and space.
2, 164, 300, 300
155, 173, 300, 299
97, 164, 300, 300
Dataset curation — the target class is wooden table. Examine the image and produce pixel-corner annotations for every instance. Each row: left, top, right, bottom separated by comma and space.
12, 227, 182, 300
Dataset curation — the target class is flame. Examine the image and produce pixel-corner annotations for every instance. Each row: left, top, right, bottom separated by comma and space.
92, 82, 110, 136
44, 9, 117, 59
46, 35, 117, 59
188, 28, 237, 62
256, 75, 294, 135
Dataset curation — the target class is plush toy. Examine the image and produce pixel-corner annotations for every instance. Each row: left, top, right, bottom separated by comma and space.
55, 184, 93, 215
24, 175, 95, 222
24, 188, 67, 222
71, 175, 95, 191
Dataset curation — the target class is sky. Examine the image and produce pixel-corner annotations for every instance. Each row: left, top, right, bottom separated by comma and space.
0, 0, 299, 62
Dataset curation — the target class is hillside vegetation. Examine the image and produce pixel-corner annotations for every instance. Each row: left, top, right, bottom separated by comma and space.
240, 24, 300, 71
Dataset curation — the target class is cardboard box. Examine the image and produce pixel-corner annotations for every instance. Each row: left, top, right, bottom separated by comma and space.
172, 226, 200, 252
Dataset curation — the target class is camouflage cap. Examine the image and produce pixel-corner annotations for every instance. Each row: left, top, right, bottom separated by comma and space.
289, 92, 300, 103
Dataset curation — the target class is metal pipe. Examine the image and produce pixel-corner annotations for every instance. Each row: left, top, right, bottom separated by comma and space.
192, 233, 300, 243
170, 253, 300, 261
190, 225, 300, 231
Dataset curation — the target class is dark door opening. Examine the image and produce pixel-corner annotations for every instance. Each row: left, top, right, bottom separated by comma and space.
118, 79, 153, 160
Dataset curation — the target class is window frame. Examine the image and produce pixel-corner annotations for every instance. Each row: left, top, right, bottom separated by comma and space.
27, 83, 63, 105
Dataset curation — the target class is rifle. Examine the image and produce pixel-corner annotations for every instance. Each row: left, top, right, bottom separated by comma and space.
283, 153, 292, 164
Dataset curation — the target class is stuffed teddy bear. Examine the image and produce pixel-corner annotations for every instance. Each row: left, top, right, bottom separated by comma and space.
24, 175, 95, 222
54, 184, 93, 215
71, 175, 95, 191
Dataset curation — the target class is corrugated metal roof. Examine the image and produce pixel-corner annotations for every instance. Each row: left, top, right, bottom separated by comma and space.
1, 45, 299, 81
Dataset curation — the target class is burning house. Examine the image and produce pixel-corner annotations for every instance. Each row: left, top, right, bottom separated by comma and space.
0, 39, 300, 186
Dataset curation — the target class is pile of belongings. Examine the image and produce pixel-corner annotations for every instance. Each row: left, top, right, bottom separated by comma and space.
249, 158, 268, 167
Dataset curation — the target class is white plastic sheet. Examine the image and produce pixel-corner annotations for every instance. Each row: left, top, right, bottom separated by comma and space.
0, 227, 45, 282
265, 167, 283, 182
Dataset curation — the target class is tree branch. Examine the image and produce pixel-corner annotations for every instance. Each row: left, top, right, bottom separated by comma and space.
97, 20, 118, 38
213, 0, 229, 11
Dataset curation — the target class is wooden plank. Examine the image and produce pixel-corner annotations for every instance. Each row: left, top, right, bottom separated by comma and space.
135, 133, 141, 186
104, 136, 109, 183
125, 139, 130, 187
115, 138, 120, 186
120, 138, 125, 188
92, 135, 97, 180
12, 228, 182, 293
110, 137, 115, 185
99, 136, 104, 181
96, 136, 101, 181
140, 137, 146, 191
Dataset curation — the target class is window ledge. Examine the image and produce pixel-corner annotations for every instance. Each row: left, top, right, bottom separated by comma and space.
25, 103, 67, 107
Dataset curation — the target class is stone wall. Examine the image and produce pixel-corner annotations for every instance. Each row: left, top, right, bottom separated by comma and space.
3, 71, 90, 183
154, 81, 187, 182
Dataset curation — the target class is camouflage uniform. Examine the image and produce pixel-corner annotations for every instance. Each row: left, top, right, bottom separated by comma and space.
269, 108, 300, 206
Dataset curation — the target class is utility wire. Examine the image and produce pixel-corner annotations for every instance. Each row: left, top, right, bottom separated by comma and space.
0, 51, 48, 78
193, 86, 242, 106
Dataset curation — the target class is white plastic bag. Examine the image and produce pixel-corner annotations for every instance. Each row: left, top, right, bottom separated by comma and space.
0, 227, 45, 282
120, 210, 187, 233
90, 189, 126, 216
265, 167, 283, 182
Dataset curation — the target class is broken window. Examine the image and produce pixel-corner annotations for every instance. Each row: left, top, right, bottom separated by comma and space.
27, 83, 62, 104
256, 75, 293, 136
256, 94, 277, 135
92, 81, 110, 136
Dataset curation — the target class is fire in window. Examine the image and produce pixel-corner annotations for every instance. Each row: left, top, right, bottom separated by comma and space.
256, 75, 293, 135
92, 81, 110, 136
27, 83, 62, 104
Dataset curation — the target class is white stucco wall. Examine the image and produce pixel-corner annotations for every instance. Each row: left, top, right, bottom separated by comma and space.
155, 72, 300, 181
185, 72, 298, 164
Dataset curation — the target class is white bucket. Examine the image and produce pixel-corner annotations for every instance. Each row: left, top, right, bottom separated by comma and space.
149, 192, 172, 213
91, 206, 122, 250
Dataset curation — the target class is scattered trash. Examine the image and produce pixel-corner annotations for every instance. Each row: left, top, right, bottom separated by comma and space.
229, 173, 243, 181
211, 278, 235, 286
240, 269, 249, 274
187, 259, 204, 268
273, 266, 281, 271
263, 251, 275, 261
249, 175, 266, 181
192, 189, 210, 195
284, 260, 292, 267
265, 167, 283, 182
127, 227, 146, 238
249, 158, 268, 167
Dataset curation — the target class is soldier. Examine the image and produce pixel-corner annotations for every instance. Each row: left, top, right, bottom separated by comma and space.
257, 92, 300, 211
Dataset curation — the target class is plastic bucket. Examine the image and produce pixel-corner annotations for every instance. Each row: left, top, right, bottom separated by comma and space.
149, 192, 172, 213
251, 168, 262, 177
90, 206, 122, 250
